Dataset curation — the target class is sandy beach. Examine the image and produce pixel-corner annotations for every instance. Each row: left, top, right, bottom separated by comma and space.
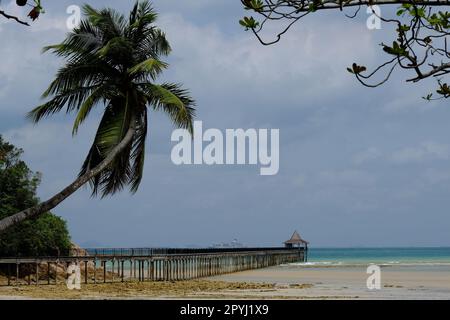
1, 264, 449, 299
208, 264, 450, 299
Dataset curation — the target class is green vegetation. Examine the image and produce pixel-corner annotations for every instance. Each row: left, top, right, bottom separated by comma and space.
0, 1, 195, 233
0, 136, 71, 257
241, 0, 450, 99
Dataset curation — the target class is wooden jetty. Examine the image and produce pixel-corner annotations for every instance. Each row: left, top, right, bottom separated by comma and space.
0, 246, 307, 286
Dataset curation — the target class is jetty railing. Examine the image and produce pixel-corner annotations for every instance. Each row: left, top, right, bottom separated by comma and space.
0, 247, 306, 286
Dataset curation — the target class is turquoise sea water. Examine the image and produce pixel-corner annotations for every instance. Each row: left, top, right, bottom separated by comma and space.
95, 247, 450, 271
294, 247, 450, 267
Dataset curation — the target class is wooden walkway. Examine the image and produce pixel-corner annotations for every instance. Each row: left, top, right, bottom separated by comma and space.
0, 247, 306, 286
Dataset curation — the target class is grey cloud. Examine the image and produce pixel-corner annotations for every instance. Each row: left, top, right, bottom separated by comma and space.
1, 0, 450, 247
390, 142, 450, 164
353, 147, 382, 165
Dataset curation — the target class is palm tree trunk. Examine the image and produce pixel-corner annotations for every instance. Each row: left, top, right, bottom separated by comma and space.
0, 117, 137, 234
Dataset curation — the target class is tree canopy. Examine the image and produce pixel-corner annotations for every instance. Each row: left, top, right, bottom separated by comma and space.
0, 1, 195, 233
240, 0, 450, 99
0, 136, 71, 257
30, 1, 195, 197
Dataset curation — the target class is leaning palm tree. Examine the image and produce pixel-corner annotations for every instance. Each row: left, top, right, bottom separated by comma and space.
0, 1, 195, 232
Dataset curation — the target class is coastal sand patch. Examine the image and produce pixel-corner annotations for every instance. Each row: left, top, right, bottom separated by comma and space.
210, 265, 450, 299
0, 280, 285, 300
2, 265, 450, 299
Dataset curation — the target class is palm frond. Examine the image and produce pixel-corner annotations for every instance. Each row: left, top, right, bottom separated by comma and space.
141, 83, 195, 134
32, 1, 195, 197
129, 1, 158, 29
97, 36, 134, 66
79, 97, 135, 197
129, 109, 147, 192
28, 85, 101, 122
134, 28, 171, 60
128, 58, 168, 79
83, 4, 126, 40
72, 84, 112, 135
42, 20, 103, 59
42, 60, 116, 99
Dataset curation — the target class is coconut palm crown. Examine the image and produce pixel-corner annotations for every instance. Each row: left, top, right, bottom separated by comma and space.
29, 1, 195, 197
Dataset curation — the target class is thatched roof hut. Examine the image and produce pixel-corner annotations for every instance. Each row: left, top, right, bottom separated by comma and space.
284, 231, 308, 248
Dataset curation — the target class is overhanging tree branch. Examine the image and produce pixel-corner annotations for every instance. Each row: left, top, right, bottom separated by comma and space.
241, 0, 450, 99
0, 0, 45, 25
0, 9, 30, 26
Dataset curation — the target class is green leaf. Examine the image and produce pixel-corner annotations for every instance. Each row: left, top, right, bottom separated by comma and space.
437, 83, 450, 96
422, 93, 433, 101
309, 0, 322, 12
383, 41, 408, 56
128, 58, 168, 77
242, 0, 263, 11
239, 16, 259, 29
349, 63, 367, 74
151, 84, 185, 108
72, 85, 108, 135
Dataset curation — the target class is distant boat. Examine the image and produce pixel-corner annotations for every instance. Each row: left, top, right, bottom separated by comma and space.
211, 238, 244, 249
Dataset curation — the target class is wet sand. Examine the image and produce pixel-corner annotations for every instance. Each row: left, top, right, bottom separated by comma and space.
208, 265, 450, 299
1, 265, 449, 299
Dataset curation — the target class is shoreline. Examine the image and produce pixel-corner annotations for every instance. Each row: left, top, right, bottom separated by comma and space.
209, 264, 450, 299
1, 264, 449, 299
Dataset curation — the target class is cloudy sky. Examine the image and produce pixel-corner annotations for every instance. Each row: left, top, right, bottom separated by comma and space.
1, 0, 449, 248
